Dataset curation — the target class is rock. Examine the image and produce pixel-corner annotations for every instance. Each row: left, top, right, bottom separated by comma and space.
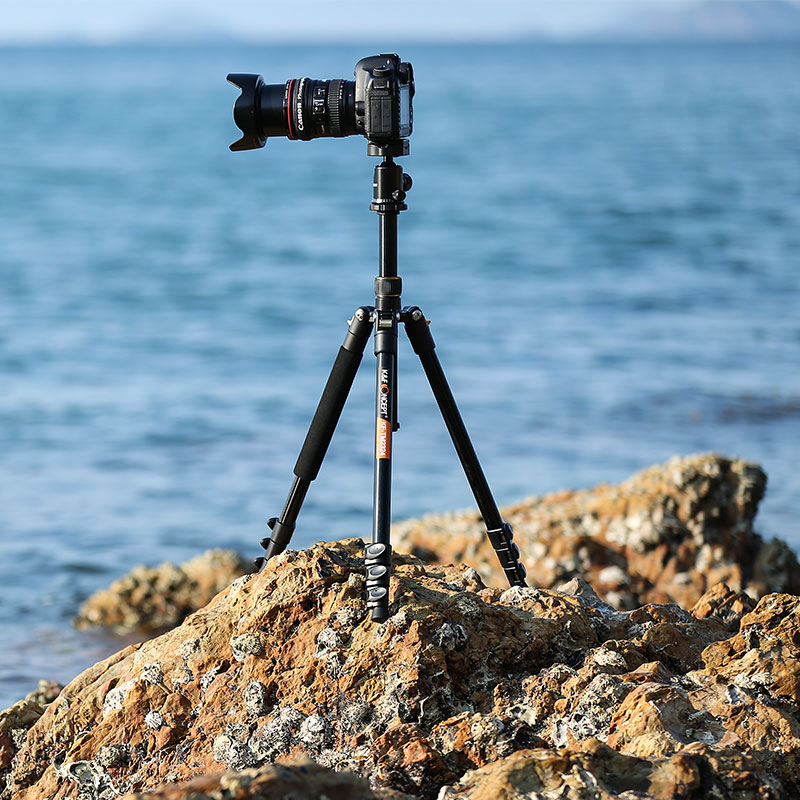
0, 682, 64, 779
689, 580, 756, 632
70, 455, 794, 639
7, 537, 800, 799
23, 681, 64, 708
0, 700, 44, 778
394, 453, 799, 609
687, 592, 800, 790
438, 739, 781, 799
117, 757, 414, 798
74, 549, 252, 634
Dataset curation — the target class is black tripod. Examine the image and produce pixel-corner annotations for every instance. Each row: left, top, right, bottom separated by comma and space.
256, 148, 528, 621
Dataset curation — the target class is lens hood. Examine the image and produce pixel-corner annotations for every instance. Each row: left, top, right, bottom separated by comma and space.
227, 73, 267, 151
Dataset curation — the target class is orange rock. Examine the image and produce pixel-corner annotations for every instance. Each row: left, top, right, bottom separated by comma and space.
439, 741, 776, 799
74, 549, 251, 635
394, 454, 796, 610
3, 539, 799, 800
117, 756, 414, 799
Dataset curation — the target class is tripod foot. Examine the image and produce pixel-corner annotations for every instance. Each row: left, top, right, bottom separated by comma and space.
365, 542, 392, 621
487, 523, 527, 587
256, 516, 296, 571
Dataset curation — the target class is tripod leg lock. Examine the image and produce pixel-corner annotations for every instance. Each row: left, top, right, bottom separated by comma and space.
364, 542, 392, 622
256, 516, 296, 569
401, 306, 435, 355
487, 523, 528, 588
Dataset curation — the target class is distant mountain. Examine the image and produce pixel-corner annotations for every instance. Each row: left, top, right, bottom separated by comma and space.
598, 0, 800, 41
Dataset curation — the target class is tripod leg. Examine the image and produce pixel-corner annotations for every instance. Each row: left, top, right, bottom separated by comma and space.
257, 307, 374, 567
365, 309, 399, 623
402, 307, 528, 588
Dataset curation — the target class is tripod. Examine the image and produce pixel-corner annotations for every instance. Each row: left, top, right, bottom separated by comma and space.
255, 148, 528, 621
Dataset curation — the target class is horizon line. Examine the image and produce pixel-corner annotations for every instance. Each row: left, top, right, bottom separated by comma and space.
3, 32, 800, 48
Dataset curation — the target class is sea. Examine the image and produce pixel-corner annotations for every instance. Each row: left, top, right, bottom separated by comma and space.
0, 42, 798, 709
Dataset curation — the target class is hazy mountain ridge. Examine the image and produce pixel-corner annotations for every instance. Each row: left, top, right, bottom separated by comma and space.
4, 1, 800, 45
600, 0, 800, 41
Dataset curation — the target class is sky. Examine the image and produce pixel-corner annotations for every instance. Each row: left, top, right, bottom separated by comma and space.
0, 0, 706, 44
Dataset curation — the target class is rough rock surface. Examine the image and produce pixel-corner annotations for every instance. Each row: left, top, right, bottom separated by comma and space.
5, 539, 800, 800
74, 549, 251, 634
118, 757, 414, 799
0, 682, 64, 780
438, 740, 780, 799
394, 453, 800, 609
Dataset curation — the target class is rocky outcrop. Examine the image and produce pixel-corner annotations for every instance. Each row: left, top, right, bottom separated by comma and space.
394, 453, 800, 609
74, 549, 251, 634
118, 757, 415, 799
0, 702, 44, 785
437, 740, 781, 799
5, 538, 800, 800
73, 455, 798, 636
0, 682, 64, 781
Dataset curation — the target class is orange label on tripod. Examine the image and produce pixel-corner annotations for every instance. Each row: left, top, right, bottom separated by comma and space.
376, 418, 391, 459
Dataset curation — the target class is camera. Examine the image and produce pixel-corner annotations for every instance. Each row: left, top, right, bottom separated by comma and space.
227, 54, 414, 153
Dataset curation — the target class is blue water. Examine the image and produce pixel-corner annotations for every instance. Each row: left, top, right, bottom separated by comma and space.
0, 43, 798, 708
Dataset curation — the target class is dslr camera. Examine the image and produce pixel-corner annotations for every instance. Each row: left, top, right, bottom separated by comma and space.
228, 54, 414, 154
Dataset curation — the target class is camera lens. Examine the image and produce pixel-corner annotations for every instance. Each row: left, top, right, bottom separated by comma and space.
283, 78, 358, 140
228, 73, 357, 149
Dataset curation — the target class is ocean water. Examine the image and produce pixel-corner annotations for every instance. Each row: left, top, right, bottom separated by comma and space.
0, 43, 798, 708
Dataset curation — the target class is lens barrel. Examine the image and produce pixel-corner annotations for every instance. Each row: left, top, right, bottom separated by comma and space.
228, 73, 357, 150
284, 78, 358, 140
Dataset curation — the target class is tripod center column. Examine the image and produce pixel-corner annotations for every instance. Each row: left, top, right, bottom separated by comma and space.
365, 155, 409, 622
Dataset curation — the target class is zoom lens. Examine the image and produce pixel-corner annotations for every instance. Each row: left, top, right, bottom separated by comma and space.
284, 78, 357, 140
228, 74, 357, 150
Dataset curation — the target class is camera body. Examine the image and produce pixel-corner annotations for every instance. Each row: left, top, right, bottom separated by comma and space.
227, 54, 413, 153
353, 54, 414, 145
